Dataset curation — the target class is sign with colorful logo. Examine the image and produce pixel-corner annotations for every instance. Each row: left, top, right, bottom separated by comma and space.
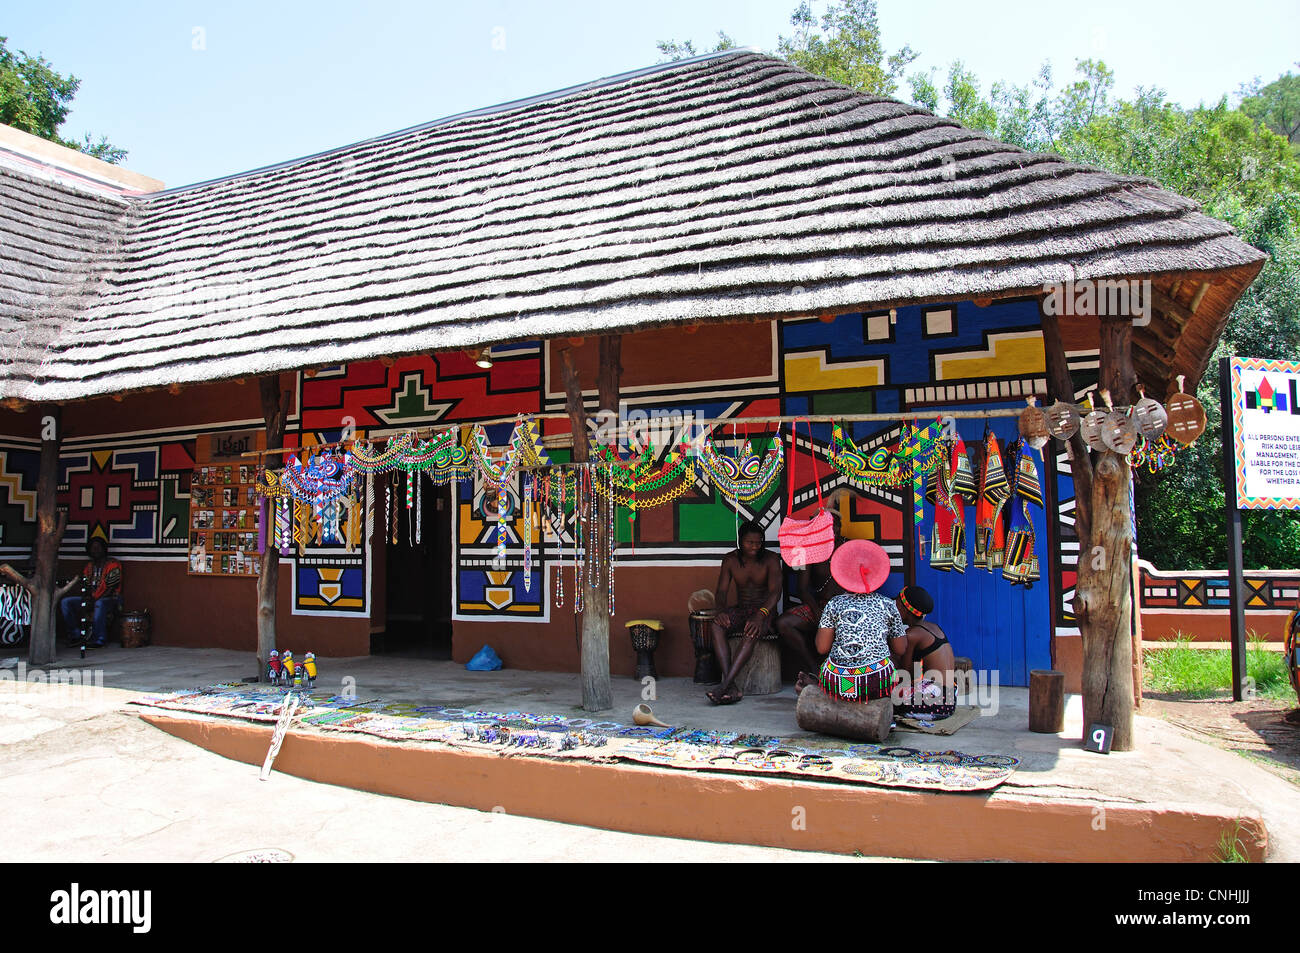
1231, 357, 1300, 509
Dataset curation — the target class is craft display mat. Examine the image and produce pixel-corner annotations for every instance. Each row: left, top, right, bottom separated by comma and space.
131, 684, 1018, 792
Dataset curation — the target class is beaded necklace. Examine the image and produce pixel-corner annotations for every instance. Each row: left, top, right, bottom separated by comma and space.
352, 430, 415, 475
606, 462, 616, 616
523, 474, 534, 592
573, 465, 585, 614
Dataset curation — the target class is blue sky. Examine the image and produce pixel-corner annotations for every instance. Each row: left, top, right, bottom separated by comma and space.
7, 1, 1299, 188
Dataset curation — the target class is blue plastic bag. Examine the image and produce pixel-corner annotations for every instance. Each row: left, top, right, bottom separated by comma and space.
465, 644, 503, 671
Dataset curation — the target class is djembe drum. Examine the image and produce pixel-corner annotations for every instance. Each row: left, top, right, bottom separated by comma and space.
689, 609, 720, 684
625, 620, 663, 680
120, 609, 152, 648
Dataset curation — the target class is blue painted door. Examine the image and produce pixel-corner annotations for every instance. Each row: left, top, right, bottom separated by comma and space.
911, 414, 1052, 687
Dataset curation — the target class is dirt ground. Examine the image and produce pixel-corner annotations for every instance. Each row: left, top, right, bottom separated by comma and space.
1142, 691, 1300, 785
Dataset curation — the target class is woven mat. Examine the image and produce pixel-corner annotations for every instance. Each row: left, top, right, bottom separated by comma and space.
131, 684, 1017, 792
894, 705, 980, 735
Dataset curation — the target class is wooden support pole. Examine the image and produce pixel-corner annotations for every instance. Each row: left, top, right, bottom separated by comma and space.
559, 346, 614, 712
27, 406, 68, 666
1077, 313, 1137, 751
257, 377, 291, 681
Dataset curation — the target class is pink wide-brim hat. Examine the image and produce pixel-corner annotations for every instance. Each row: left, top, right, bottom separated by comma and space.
830, 539, 891, 594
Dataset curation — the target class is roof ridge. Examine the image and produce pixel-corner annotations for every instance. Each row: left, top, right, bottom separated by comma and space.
148, 48, 771, 198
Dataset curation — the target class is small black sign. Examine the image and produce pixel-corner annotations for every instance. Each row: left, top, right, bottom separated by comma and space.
1084, 723, 1113, 754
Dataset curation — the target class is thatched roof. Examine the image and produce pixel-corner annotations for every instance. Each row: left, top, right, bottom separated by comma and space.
0, 50, 1266, 404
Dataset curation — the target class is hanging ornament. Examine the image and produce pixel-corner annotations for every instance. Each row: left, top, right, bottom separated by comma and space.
1165, 375, 1207, 447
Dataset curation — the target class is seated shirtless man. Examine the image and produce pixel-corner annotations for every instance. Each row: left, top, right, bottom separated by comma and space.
892, 585, 957, 717
706, 521, 781, 705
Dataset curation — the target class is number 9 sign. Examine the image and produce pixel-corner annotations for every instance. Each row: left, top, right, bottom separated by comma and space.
1085, 723, 1113, 754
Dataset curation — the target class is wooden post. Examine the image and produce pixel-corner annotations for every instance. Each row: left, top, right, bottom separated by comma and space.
256, 377, 290, 681
1028, 669, 1065, 733
1076, 313, 1137, 751
559, 342, 620, 712
25, 405, 68, 665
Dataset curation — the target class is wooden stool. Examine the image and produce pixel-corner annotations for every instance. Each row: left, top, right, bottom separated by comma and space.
796, 685, 893, 742
1028, 669, 1065, 733
725, 636, 781, 695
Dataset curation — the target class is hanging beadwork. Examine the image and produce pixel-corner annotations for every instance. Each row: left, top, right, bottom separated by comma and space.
828, 423, 904, 486
698, 432, 784, 503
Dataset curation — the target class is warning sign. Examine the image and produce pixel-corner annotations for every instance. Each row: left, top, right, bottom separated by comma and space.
1231, 357, 1300, 509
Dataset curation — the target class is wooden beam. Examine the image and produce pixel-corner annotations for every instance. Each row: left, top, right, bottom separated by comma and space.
1189, 281, 1211, 314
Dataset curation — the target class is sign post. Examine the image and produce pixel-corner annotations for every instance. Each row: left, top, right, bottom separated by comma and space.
1221, 355, 1300, 701
1218, 357, 1248, 701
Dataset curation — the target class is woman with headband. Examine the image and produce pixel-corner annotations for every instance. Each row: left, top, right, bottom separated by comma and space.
893, 585, 957, 718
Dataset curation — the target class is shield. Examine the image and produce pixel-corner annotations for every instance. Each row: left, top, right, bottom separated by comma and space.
1046, 400, 1080, 440
1101, 411, 1138, 454
1081, 409, 1109, 452
1133, 396, 1169, 439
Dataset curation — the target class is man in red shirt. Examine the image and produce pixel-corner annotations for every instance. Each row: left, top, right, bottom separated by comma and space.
60, 538, 123, 647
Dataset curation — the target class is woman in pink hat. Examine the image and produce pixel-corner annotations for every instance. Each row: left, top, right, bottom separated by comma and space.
794, 539, 907, 703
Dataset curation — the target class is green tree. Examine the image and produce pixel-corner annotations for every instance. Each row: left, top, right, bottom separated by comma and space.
657, 31, 738, 62
917, 57, 1300, 570
777, 0, 916, 96
0, 35, 125, 163
1240, 69, 1300, 154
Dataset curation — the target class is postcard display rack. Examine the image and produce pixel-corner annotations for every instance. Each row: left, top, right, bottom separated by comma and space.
188, 464, 261, 577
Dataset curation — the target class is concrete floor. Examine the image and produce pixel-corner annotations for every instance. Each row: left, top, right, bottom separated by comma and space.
0, 681, 881, 862
7, 643, 1300, 860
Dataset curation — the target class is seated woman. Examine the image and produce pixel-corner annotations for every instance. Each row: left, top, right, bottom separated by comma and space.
892, 585, 957, 718
794, 539, 905, 703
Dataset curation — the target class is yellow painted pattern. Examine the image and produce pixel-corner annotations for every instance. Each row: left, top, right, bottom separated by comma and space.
784, 351, 884, 392
933, 332, 1045, 380
0, 453, 37, 521
299, 596, 364, 609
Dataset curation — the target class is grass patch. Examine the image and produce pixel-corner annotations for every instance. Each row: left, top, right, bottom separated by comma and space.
1143, 633, 1295, 701
1213, 822, 1251, 863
